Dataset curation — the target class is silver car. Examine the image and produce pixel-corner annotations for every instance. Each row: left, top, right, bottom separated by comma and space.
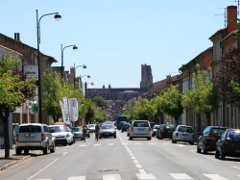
128, 120, 152, 140
15, 123, 55, 155
172, 125, 194, 145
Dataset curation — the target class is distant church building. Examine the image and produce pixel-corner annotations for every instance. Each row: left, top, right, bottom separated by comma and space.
85, 64, 153, 120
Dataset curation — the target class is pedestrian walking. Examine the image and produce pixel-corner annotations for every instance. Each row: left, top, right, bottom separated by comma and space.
95, 122, 100, 141
82, 123, 87, 142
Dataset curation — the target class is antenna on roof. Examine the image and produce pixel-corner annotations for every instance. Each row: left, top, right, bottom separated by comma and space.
214, 8, 227, 27
235, 0, 240, 15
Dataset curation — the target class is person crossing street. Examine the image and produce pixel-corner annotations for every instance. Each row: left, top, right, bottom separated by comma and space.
95, 122, 100, 141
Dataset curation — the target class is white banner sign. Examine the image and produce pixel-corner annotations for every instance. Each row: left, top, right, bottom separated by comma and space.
24, 65, 38, 79
63, 97, 71, 125
68, 98, 79, 122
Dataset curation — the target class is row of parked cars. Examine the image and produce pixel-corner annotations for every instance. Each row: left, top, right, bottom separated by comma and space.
15, 123, 93, 155
120, 121, 240, 160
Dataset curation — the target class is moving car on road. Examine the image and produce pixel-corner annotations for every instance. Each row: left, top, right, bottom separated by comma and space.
215, 128, 240, 159
87, 124, 95, 133
121, 122, 130, 133
197, 126, 227, 154
157, 124, 175, 139
49, 125, 74, 146
128, 120, 152, 140
15, 123, 55, 155
172, 125, 194, 145
99, 124, 116, 139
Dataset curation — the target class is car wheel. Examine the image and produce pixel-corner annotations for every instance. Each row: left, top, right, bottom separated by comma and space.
16, 147, 21, 155
24, 149, 29, 155
43, 144, 49, 154
202, 146, 207, 154
129, 137, 133, 140
215, 150, 220, 159
114, 135, 116, 138
147, 137, 151, 140
197, 145, 201, 153
189, 141, 194, 145
172, 139, 176, 143
220, 150, 225, 160
50, 143, 56, 153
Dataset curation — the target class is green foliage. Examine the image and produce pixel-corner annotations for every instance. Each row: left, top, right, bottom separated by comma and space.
161, 85, 183, 121
0, 55, 36, 111
92, 96, 108, 109
182, 64, 218, 113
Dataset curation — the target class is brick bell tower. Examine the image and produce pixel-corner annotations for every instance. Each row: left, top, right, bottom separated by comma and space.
140, 64, 153, 90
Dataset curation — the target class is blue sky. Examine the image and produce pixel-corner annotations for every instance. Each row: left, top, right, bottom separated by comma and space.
0, 0, 233, 88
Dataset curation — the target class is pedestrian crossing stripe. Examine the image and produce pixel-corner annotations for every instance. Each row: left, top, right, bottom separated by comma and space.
170, 173, 192, 179
203, 174, 228, 180
103, 174, 121, 180
68, 177, 85, 180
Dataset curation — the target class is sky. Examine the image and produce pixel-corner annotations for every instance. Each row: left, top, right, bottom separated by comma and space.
0, 0, 235, 88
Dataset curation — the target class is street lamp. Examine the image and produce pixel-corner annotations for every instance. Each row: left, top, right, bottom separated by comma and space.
84, 82, 94, 97
61, 44, 78, 78
81, 74, 91, 79
36, 9, 62, 123
73, 64, 87, 88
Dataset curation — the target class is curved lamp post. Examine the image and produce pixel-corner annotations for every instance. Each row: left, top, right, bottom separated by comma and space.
36, 9, 62, 123
73, 64, 87, 88
61, 44, 78, 78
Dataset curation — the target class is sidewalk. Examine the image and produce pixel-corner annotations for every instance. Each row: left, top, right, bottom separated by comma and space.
0, 146, 30, 171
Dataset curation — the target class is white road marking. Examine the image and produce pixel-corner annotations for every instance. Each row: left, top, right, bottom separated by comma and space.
237, 175, 240, 178
232, 166, 240, 170
136, 169, 156, 179
108, 143, 115, 146
133, 160, 139, 164
131, 156, 136, 160
169, 173, 192, 179
28, 159, 58, 180
149, 143, 157, 145
68, 176, 86, 180
103, 174, 121, 180
94, 143, 101, 146
136, 164, 142, 169
203, 174, 228, 180
79, 144, 87, 147
63, 152, 68, 156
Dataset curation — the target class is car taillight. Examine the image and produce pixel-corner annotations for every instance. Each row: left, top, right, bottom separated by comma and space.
223, 140, 231, 145
41, 134, 46, 141
206, 135, 216, 140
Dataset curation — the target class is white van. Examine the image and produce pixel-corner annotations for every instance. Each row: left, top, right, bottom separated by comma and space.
128, 120, 152, 140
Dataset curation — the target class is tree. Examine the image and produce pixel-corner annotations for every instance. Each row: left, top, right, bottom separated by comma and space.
42, 72, 63, 122
92, 96, 108, 109
182, 64, 218, 131
0, 55, 36, 158
160, 85, 183, 125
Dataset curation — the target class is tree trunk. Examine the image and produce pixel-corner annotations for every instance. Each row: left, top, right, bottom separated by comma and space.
174, 116, 178, 126
0, 110, 10, 158
196, 113, 201, 133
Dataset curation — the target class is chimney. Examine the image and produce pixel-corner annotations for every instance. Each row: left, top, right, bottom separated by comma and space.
14, 33, 20, 41
227, 6, 237, 33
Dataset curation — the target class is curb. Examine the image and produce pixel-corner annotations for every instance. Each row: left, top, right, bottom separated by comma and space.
0, 155, 31, 172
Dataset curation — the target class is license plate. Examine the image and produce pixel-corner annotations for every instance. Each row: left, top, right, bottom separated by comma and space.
137, 128, 144, 131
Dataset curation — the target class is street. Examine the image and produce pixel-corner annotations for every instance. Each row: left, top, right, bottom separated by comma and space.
0, 130, 240, 180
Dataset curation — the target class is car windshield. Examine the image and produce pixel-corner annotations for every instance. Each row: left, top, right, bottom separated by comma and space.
153, 125, 160, 129
49, 126, 67, 133
178, 126, 193, 133
227, 130, 240, 141
19, 125, 41, 133
72, 127, 82, 132
133, 121, 149, 127
210, 128, 226, 136
101, 125, 114, 129
87, 124, 95, 128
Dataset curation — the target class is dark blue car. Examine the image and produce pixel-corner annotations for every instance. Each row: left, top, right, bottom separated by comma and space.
121, 123, 130, 132
215, 128, 240, 159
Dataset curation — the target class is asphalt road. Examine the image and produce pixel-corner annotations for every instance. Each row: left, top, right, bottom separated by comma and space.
0, 130, 240, 180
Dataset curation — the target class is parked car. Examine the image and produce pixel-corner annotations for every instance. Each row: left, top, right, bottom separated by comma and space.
121, 122, 130, 133
15, 123, 55, 155
49, 125, 75, 146
99, 124, 116, 138
152, 124, 161, 137
172, 125, 194, 144
215, 128, 240, 159
87, 124, 95, 133
197, 126, 228, 154
157, 124, 175, 139
128, 120, 152, 140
